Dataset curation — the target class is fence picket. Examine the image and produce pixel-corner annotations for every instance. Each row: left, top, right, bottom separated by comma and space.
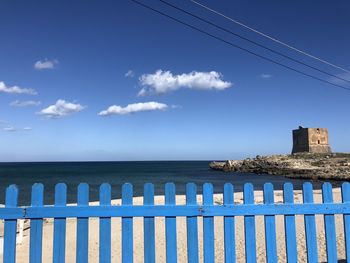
322, 182, 337, 262
223, 183, 235, 263
203, 183, 214, 263
53, 183, 67, 263
3, 185, 18, 263
144, 183, 155, 263
122, 183, 134, 263
244, 183, 256, 263
283, 183, 298, 263
165, 183, 177, 263
342, 182, 350, 263
99, 183, 111, 263
30, 183, 44, 263
1, 181, 350, 263
76, 183, 89, 263
186, 183, 199, 263
303, 182, 318, 263
263, 183, 277, 263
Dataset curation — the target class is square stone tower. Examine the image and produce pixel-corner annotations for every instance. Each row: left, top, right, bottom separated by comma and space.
292, 126, 331, 154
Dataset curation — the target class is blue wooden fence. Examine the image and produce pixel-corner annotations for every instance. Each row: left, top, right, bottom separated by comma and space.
1, 181, 350, 262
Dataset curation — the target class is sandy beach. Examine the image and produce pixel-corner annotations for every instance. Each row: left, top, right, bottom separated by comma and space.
0, 188, 347, 262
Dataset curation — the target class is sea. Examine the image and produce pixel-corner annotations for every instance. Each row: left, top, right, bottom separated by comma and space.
0, 161, 334, 205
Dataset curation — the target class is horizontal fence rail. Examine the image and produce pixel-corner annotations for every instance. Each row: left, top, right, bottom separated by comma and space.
0, 181, 349, 263
1, 203, 350, 219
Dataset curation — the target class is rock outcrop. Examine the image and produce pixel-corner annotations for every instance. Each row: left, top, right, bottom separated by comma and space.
209, 153, 350, 180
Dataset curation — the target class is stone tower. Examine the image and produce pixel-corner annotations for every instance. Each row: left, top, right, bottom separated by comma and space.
292, 126, 331, 154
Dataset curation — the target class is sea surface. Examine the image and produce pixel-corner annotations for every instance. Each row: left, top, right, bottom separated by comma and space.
0, 161, 335, 205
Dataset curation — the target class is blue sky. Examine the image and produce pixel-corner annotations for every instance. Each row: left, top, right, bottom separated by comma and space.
0, 0, 349, 161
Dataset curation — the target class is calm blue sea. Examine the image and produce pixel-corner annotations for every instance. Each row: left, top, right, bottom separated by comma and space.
0, 161, 330, 205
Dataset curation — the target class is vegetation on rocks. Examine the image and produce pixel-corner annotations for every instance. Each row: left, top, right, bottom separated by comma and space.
209, 153, 350, 180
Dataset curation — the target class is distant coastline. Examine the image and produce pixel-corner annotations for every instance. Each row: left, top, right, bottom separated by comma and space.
209, 153, 350, 181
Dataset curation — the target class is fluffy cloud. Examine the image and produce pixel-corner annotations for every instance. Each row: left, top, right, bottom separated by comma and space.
38, 99, 85, 118
125, 70, 134, 78
138, 70, 232, 95
23, 127, 32, 131
10, 100, 41, 107
260, 73, 272, 79
99, 101, 168, 116
34, 59, 58, 70
0, 81, 37, 95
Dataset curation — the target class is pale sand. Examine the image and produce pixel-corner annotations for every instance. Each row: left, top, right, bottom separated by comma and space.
0, 188, 347, 262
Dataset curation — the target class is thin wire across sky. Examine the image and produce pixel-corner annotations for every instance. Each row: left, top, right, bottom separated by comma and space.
130, 0, 350, 92
159, 0, 350, 84
190, 0, 350, 74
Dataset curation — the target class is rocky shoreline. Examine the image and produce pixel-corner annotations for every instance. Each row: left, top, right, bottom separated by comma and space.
209, 153, 350, 180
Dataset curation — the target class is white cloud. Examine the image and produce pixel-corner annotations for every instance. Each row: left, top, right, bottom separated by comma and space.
260, 73, 272, 79
125, 70, 134, 78
138, 70, 232, 95
38, 99, 85, 118
10, 100, 41, 107
34, 59, 58, 70
0, 81, 37, 95
99, 101, 168, 116
3, 126, 16, 132
2, 126, 32, 132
